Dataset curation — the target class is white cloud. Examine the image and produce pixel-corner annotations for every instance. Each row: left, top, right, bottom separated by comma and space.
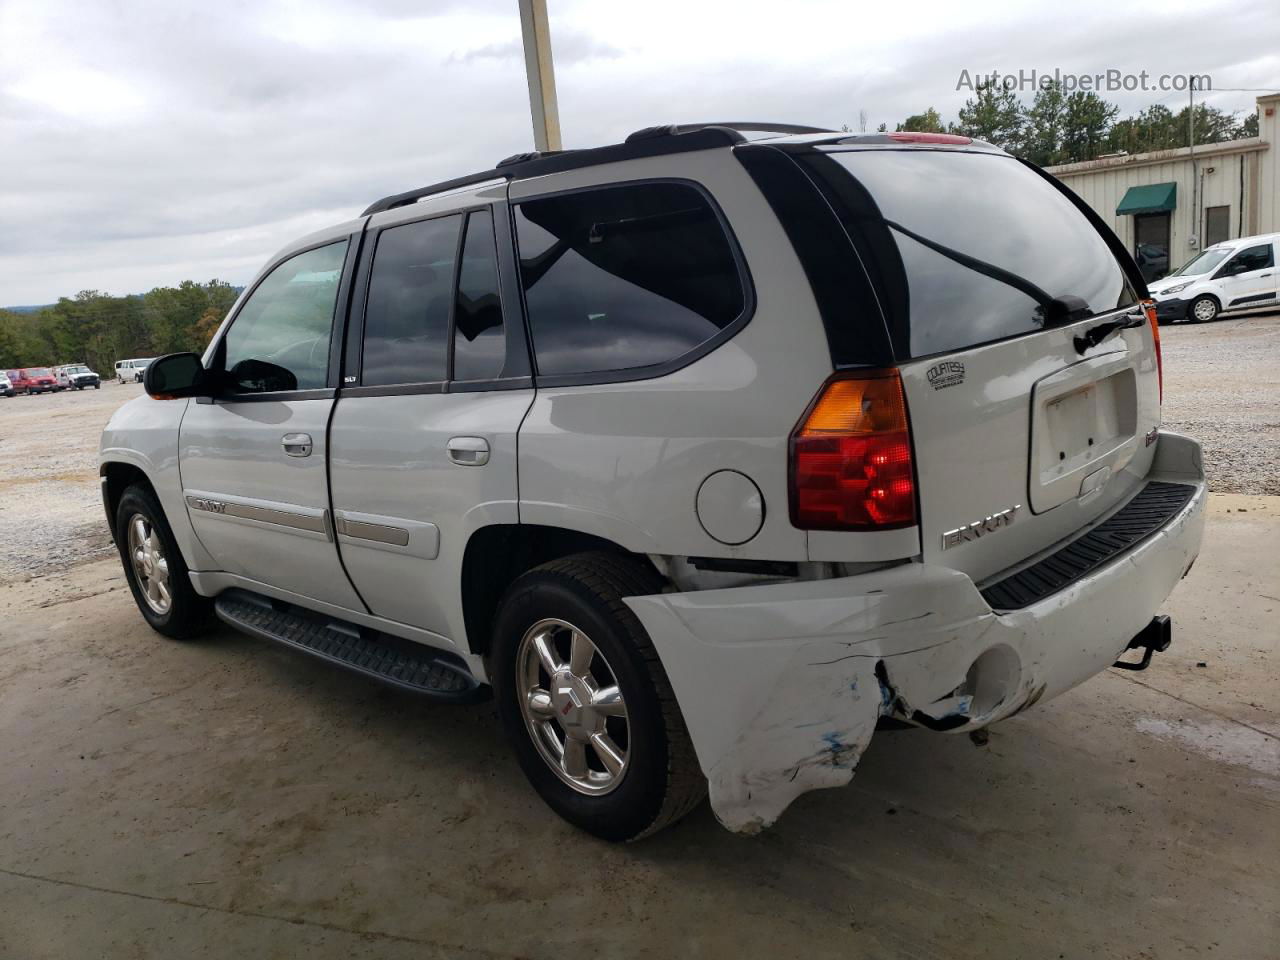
0, 0, 1276, 303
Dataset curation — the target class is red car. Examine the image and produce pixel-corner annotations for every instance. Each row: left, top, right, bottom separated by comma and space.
10, 367, 59, 394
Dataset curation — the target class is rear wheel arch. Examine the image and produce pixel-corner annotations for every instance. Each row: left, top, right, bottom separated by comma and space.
460, 524, 663, 659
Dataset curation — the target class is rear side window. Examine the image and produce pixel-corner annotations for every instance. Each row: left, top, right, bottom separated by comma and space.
452, 209, 506, 381
805, 150, 1137, 358
362, 215, 461, 386
514, 182, 746, 379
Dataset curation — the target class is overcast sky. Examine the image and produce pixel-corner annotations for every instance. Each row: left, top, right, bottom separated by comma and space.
1, 0, 1276, 304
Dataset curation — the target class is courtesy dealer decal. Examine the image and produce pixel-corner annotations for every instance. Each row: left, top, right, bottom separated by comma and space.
926, 360, 965, 390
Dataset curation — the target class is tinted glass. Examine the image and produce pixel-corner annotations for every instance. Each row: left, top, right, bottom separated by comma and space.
222, 240, 347, 392
362, 215, 461, 386
452, 210, 506, 381
814, 151, 1136, 357
1223, 243, 1274, 274
515, 182, 745, 377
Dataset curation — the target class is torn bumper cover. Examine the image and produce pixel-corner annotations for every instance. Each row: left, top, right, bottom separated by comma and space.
625, 432, 1206, 833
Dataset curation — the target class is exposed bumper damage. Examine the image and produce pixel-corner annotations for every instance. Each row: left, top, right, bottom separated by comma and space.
626, 433, 1207, 833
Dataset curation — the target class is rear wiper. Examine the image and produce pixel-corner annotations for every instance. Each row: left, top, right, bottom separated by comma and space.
1073, 308, 1147, 355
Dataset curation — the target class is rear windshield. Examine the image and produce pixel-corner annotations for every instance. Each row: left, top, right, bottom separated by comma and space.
805, 150, 1137, 358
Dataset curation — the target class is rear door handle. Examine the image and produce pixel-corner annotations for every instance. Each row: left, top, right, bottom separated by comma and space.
447, 436, 490, 466
281, 433, 313, 457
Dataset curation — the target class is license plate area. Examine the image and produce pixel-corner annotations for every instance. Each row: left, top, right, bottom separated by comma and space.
1030, 353, 1138, 513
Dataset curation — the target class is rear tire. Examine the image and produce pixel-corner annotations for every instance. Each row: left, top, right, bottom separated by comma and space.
115, 484, 212, 639
491, 552, 705, 841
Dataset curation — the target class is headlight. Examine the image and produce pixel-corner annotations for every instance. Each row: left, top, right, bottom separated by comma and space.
1163, 281, 1193, 295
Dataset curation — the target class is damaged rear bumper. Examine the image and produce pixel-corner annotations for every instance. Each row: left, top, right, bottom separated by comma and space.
625, 432, 1206, 833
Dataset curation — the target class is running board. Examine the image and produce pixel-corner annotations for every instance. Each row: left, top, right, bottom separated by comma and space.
214, 590, 486, 703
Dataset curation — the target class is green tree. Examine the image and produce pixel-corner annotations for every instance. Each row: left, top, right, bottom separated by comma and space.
897, 107, 945, 133
1019, 81, 1067, 165
954, 80, 1023, 149
1060, 91, 1119, 163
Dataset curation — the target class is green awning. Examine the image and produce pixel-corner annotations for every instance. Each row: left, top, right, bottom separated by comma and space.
1116, 182, 1177, 215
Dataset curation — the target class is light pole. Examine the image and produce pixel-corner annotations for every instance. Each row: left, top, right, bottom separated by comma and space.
518, 0, 562, 152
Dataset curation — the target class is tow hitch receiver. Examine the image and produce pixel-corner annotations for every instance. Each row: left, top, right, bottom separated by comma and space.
1113, 615, 1172, 671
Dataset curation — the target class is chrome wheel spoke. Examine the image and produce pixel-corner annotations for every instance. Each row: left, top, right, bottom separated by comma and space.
561, 736, 588, 778
590, 733, 625, 777
532, 631, 560, 676
590, 685, 626, 718
127, 512, 171, 614
567, 630, 593, 677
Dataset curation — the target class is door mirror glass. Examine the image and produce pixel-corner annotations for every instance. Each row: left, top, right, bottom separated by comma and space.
144, 352, 208, 398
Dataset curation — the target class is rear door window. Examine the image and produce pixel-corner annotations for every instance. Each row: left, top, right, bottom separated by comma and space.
361, 215, 461, 386
804, 150, 1137, 358
514, 182, 747, 379
452, 209, 507, 381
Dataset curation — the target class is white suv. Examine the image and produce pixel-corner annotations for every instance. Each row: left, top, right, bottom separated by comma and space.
100, 124, 1206, 840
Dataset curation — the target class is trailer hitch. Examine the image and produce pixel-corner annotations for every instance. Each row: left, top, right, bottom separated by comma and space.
1113, 615, 1172, 671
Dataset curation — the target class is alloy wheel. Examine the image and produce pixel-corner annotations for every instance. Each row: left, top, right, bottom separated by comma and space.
127, 513, 171, 615
516, 618, 630, 795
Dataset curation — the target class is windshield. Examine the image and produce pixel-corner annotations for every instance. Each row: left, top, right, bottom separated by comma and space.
28, 368, 53, 377
66, 365, 89, 373
1169, 247, 1232, 278
803, 149, 1136, 358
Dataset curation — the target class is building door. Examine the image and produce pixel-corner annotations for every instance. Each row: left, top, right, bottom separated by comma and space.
1134, 212, 1171, 282
1204, 206, 1230, 247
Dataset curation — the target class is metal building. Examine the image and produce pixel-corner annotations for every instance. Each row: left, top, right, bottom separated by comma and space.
1045, 92, 1280, 282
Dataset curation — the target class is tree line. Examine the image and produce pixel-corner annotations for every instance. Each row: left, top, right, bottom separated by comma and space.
0, 281, 238, 375
885, 81, 1259, 167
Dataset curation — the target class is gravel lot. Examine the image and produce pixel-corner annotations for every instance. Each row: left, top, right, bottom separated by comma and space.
1161, 309, 1280, 495
0, 310, 1275, 585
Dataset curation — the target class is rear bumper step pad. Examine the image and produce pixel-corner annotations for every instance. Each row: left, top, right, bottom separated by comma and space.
214, 590, 485, 702
980, 481, 1197, 612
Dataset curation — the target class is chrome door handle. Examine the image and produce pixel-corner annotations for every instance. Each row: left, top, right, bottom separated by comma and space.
281, 433, 313, 457
447, 436, 489, 466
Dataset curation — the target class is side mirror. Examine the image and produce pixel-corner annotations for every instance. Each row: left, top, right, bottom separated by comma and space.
144, 352, 209, 399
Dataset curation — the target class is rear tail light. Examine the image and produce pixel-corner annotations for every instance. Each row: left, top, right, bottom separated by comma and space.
1143, 298, 1162, 404
789, 369, 917, 530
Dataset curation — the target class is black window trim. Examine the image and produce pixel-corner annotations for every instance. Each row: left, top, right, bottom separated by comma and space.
201, 233, 359, 405
508, 176, 756, 389
339, 200, 534, 398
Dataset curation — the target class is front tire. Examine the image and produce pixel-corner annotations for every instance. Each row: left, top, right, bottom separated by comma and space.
1189, 294, 1219, 323
115, 484, 212, 639
491, 552, 705, 841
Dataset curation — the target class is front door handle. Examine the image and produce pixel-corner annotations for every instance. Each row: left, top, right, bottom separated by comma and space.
447, 436, 490, 466
281, 433, 313, 457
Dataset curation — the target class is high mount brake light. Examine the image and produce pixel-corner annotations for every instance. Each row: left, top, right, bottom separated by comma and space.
1143, 298, 1163, 404
789, 369, 918, 531
887, 132, 972, 145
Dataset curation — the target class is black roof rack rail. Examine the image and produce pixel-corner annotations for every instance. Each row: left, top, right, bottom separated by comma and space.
362, 125, 766, 218
362, 169, 509, 217
630, 122, 834, 140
